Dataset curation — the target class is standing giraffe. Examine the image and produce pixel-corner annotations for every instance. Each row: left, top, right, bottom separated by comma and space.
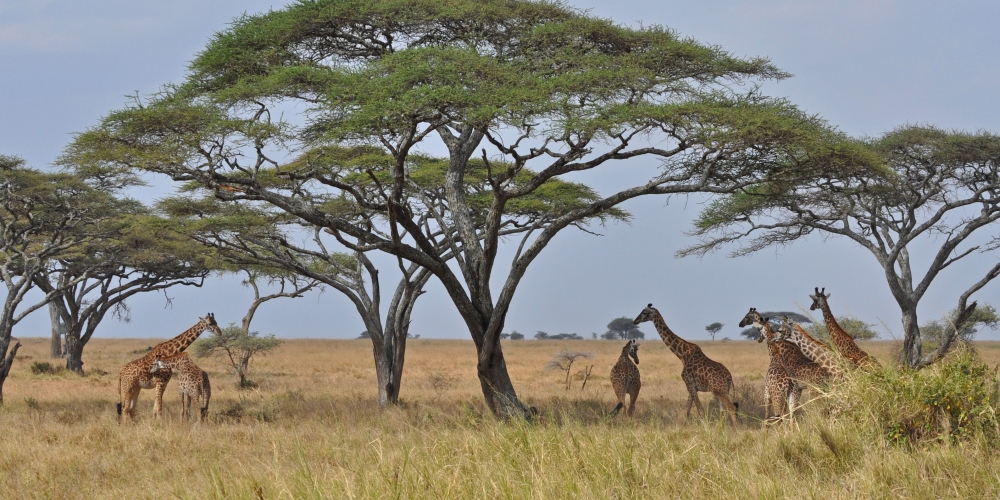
117, 313, 222, 424
741, 308, 828, 421
775, 316, 845, 380
739, 308, 792, 422
150, 353, 211, 422
610, 340, 641, 417
634, 304, 738, 425
810, 287, 879, 367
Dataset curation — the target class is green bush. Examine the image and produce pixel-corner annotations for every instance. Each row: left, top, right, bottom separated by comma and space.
831, 348, 1000, 445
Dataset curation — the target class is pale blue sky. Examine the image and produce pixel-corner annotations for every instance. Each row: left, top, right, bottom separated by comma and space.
1, 1, 998, 341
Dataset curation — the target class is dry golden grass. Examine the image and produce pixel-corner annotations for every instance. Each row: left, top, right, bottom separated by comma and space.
2, 337, 1000, 499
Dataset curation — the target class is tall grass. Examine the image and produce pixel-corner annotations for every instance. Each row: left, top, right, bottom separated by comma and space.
1, 339, 999, 498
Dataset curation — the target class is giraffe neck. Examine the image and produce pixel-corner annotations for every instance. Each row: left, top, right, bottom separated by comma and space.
790, 325, 841, 374
819, 300, 847, 338
153, 322, 208, 357
651, 312, 693, 359
820, 299, 858, 354
756, 320, 781, 358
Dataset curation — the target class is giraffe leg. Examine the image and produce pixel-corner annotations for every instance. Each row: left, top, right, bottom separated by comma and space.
153, 382, 166, 419
627, 387, 639, 417
714, 392, 738, 426
122, 386, 140, 425
788, 385, 803, 419
763, 384, 773, 422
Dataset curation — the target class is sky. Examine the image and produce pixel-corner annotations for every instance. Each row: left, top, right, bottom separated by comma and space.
1, 0, 999, 342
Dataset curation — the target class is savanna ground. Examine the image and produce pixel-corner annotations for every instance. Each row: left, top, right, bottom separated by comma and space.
2, 337, 999, 499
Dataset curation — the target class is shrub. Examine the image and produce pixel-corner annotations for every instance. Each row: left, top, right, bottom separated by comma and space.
30, 361, 64, 375
830, 348, 1000, 445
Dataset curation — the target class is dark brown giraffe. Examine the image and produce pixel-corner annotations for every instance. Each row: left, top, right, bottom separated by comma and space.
809, 287, 879, 367
610, 339, 641, 417
739, 308, 792, 422
741, 308, 829, 421
634, 304, 738, 425
117, 313, 222, 424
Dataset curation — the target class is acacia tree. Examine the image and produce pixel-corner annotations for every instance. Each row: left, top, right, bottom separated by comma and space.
0, 157, 115, 400
66, 0, 880, 417
158, 151, 606, 405
683, 126, 1000, 367
603, 317, 644, 340
35, 212, 212, 373
705, 322, 724, 340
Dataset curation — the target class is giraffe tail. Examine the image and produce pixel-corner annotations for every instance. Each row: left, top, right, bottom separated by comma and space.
116, 402, 122, 415
610, 402, 624, 416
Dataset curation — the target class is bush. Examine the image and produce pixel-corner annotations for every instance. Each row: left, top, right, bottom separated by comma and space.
30, 361, 64, 375
830, 349, 1000, 445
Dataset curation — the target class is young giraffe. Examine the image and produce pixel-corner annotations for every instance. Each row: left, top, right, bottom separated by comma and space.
117, 313, 222, 424
610, 339, 641, 417
739, 308, 792, 422
150, 353, 211, 422
810, 287, 879, 368
634, 304, 738, 425
774, 316, 845, 380
741, 308, 828, 421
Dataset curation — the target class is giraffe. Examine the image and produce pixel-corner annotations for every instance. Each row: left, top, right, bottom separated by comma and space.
739, 308, 792, 422
774, 316, 845, 380
809, 287, 879, 367
610, 339, 641, 417
150, 353, 211, 422
117, 313, 223, 424
634, 304, 738, 425
740, 308, 828, 421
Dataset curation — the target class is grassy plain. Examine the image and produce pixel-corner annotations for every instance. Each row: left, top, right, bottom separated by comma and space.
1, 337, 999, 499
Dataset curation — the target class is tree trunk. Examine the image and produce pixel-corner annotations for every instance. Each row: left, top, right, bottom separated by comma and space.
0, 338, 21, 405
373, 343, 398, 407
49, 302, 63, 358
64, 333, 85, 374
899, 307, 921, 368
476, 342, 531, 419
238, 356, 250, 388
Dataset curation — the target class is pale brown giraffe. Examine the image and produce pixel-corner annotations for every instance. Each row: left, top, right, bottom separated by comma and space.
739, 308, 792, 422
117, 313, 222, 424
774, 316, 845, 380
741, 308, 829, 421
150, 353, 211, 422
609, 340, 641, 417
809, 287, 879, 367
634, 304, 738, 425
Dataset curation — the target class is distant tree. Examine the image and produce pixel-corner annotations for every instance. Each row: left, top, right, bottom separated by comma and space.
509, 331, 525, 341
605, 317, 645, 340
807, 316, 880, 341
357, 331, 371, 339
705, 322, 724, 341
545, 350, 594, 390
192, 325, 282, 388
739, 326, 761, 341
535, 331, 549, 340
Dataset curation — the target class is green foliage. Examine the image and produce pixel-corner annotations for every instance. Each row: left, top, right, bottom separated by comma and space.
192, 325, 282, 387
807, 316, 879, 341
833, 349, 1000, 445
922, 303, 999, 345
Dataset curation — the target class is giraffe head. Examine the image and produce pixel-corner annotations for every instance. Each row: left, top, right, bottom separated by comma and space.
809, 287, 830, 311
739, 308, 771, 343
200, 313, 223, 336
149, 356, 171, 374
633, 304, 658, 325
621, 339, 639, 365
774, 316, 796, 343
